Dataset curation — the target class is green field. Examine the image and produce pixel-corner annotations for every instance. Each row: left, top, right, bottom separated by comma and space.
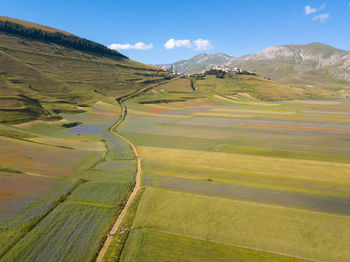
130, 188, 350, 262
0, 101, 136, 262
104, 79, 350, 262
120, 229, 307, 262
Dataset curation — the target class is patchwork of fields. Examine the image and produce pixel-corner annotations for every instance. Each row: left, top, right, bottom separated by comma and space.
0, 101, 136, 261
1, 73, 350, 261
114, 88, 350, 262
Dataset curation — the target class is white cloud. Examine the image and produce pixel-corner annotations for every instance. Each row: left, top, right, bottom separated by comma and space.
304, 4, 326, 15
193, 39, 213, 50
164, 38, 213, 50
305, 5, 317, 15
312, 13, 329, 22
164, 38, 192, 49
108, 42, 153, 50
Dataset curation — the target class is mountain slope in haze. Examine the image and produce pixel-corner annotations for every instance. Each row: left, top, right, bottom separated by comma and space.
0, 17, 171, 124
161, 43, 350, 89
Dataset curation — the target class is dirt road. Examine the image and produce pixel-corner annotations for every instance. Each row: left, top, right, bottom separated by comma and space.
96, 78, 177, 261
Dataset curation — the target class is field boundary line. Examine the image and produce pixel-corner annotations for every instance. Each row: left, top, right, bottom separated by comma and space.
144, 228, 319, 262
0, 178, 86, 259
96, 77, 179, 262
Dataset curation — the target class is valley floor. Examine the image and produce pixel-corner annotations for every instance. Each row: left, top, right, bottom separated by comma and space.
1, 79, 350, 262
107, 89, 350, 262
0, 101, 136, 261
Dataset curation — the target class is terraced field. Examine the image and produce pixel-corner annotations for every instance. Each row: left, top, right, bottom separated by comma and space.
104, 82, 350, 262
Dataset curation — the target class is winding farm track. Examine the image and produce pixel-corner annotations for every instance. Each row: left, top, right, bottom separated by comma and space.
96, 78, 176, 262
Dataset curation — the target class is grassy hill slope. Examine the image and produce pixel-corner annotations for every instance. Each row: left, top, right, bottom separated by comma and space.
0, 19, 171, 124
0, 16, 74, 35
191, 72, 325, 101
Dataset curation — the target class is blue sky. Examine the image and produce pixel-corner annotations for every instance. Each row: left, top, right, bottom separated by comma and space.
2, 0, 350, 64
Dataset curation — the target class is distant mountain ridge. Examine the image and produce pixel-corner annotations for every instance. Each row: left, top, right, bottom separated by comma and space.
158, 53, 236, 74
158, 42, 350, 87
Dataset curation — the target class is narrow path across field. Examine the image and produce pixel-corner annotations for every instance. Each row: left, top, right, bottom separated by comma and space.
96, 78, 177, 262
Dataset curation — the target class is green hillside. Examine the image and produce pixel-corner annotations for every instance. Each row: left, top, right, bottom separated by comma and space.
0, 16, 74, 35
191, 71, 332, 101
0, 17, 172, 124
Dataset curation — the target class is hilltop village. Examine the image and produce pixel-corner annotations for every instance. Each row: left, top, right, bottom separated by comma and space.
161, 65, 257, 77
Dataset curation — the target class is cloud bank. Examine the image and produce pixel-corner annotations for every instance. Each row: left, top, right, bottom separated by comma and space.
108, 42, 153, 50
164, 38, 213, 50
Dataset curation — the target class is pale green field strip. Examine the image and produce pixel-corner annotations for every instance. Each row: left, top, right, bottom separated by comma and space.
192, 111, 350, 122
212, 107, 300, 114
144, 103, 185, 110
14, 171, 60, 178
196, 106, 350, 122
143, 161, 350, 198
213, 95, 280, 106
261, 113, 350, 122
93, 101, 122, 113
120, 229, 308, 262
281, 100, 341, 105
27, 136, 106, 151
133, 188, 350, 262
139, 146, 350, 183
193, 112, 257, 118
242, 123, 350, 134
227, 94, 259, 101
303, 110, 350, 115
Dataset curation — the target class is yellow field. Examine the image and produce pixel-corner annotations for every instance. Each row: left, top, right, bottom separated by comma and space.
139, 146, 350, 183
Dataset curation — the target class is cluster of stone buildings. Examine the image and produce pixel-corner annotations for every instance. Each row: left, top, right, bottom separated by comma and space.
202, 66, 257, 76
210, 65, 245, 73
160, 64, 256, 77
